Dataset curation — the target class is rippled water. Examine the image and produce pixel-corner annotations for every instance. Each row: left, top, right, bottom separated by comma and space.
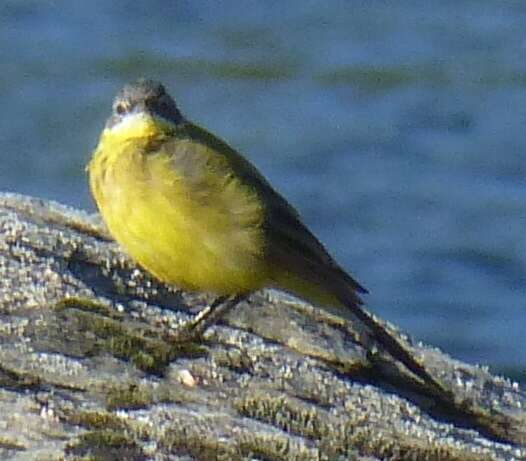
2, 1, 526, 381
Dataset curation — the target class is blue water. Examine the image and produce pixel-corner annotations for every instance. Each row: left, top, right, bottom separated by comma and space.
2, 1, 526, 381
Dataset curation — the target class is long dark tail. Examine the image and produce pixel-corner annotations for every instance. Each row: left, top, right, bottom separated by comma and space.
337, 288, 442, 390
265, 220, 441, 389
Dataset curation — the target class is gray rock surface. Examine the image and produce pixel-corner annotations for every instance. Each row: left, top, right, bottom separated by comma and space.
0, 192, 525, 461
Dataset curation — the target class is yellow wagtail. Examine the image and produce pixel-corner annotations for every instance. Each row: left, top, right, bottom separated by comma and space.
88, 79, 435, 386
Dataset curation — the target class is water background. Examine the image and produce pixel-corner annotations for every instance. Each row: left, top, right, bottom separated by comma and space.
2, 1, 526, 382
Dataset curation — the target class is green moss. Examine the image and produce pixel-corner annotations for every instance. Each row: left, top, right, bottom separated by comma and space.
238, 438, 299, 461
236, 392, 325, 440
106, 384, 154, 411
236, 391, 495, 461
0, 363, 42, 391
56, 300, 206, 376
0, 437, 25, 451
66, 430, 146, 461
96, 317, 204, 375
55, 297, 120, 319
160, 431, 240, 461
65, 410, 126, 432
77, 431, 130, 448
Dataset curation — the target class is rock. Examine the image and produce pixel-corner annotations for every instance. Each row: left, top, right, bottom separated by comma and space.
0, 192, 524, 461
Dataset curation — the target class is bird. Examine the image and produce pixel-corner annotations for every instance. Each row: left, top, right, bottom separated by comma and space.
88, 79, 436, 387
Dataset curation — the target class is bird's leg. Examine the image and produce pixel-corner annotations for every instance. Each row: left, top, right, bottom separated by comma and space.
170, 294, 247, 342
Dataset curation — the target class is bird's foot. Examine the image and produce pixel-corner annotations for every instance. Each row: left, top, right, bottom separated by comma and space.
168, 294, 246, 343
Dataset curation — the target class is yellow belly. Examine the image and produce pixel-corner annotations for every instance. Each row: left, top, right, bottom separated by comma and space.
88, 126, 269, 295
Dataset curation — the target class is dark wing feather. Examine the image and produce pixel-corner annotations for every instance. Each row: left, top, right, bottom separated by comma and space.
262, 195, 367, 300
178, 122, 367, 302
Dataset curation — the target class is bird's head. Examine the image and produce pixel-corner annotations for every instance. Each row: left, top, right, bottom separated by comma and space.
105, 79, 184, 133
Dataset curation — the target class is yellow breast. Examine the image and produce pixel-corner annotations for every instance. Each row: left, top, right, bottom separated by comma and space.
88, 115, 269, 295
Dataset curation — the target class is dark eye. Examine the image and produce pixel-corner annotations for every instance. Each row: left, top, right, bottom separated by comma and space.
115, 103, 127, 115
